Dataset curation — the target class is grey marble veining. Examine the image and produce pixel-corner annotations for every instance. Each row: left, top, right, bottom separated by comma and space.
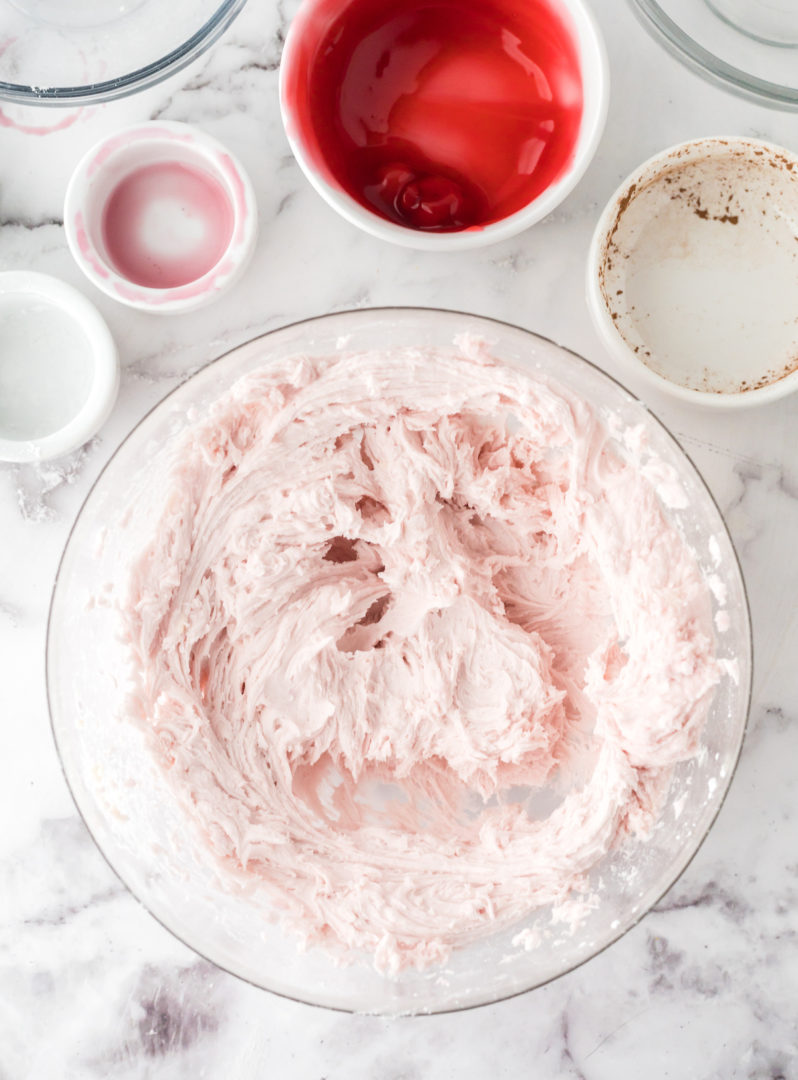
2, 0, 798, 1075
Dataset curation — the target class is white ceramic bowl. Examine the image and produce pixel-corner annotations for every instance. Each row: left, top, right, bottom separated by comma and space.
279, 0, 608, 251
0, 271, 118, 463
587, 136, 798, 408
64, 122, 258, 315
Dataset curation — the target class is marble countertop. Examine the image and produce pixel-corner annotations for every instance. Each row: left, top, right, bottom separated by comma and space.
2, 0, 798, 1076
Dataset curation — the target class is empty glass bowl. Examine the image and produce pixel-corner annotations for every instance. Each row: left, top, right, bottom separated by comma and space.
47, 308, 751, 1014
707, 0, 798, 44
629, 0, 798, 109
0, 0, 247, 105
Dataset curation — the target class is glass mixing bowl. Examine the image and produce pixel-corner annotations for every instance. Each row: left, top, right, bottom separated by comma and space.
47, 308, 752, 1014
629, 0, 798, 109
0, 0, 247, 106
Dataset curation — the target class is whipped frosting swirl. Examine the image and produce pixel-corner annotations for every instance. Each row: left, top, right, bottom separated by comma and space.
126, 339, 721, 972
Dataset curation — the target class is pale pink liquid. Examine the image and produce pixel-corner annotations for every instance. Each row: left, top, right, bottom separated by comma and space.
101, 162, 235, 289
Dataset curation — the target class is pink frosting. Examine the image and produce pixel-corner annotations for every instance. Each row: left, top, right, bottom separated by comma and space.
125, 339, 721, 972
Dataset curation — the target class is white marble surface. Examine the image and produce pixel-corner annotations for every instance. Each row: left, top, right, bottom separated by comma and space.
2, 0, 798, 1075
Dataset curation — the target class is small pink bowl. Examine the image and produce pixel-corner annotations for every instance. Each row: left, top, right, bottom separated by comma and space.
64, 121, 258, 315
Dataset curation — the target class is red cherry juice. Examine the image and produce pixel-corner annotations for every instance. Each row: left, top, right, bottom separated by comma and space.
283, 0, 583, 232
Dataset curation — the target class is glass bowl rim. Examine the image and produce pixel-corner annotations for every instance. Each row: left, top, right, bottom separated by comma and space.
628, 0, 798, 111
46, 305, 754, 1015
0, 0, 247, 107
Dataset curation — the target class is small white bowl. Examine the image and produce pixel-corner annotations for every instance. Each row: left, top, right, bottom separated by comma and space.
279, 0, 608, 251
0, 271, 119, 463
64, 121, 258, 315
587, 136, 798, 408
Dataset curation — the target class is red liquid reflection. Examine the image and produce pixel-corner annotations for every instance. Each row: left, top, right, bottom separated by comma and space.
285, 0, 583, 231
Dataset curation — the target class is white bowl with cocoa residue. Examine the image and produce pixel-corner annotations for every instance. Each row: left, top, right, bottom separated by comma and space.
587, 136, 798, 407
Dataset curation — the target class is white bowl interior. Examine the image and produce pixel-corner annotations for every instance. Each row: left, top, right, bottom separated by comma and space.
0, 272, 118, 463
48, 309, 751, 1014
591, 138, 798, 403
64, 123, 258, 313
69, 131, 243, 287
